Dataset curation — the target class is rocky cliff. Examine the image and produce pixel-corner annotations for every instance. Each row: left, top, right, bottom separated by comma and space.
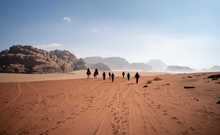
0, 45, 86, 73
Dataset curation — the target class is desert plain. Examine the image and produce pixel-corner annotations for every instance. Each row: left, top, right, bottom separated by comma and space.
0, 71, 220, 135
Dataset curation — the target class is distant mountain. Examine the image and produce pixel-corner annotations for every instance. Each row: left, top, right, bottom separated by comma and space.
85, 57, 151, 71
85, 57, 130, 70
209, 65, 220, 72
128, 63, 152, 71
85, 57, 205, 73
146, 59, 167, 71
103, 57, 130, 69
87, 63, 111, 71
84, 56, 104, 65
166, 65, 194, 73
0, 45, 86, 73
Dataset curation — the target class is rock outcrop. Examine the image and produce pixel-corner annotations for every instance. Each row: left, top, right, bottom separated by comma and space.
87, 63, 111, 71
208, 74, 220, 80
0, 45, 86, 73
85, 57, 152, 71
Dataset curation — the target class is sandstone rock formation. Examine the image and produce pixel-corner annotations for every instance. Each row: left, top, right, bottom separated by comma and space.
0, 45, 86, 73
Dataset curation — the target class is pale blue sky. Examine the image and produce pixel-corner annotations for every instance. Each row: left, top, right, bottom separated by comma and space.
0, 0, 220, 69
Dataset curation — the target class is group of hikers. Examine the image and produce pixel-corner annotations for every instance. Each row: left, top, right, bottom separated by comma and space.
86, 68, 140, 84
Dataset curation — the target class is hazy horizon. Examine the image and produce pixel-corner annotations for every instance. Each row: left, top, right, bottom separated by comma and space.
1, 0, 220, 69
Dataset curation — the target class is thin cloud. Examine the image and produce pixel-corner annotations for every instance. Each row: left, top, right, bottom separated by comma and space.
90, 28, 101, 33
89, 26, 113, 33
63, 17, 71, 22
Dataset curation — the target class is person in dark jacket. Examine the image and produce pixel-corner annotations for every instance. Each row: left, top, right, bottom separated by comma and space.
122, 72, 125, 78
135, 72, 140, 84
102, 72, 106, 80
111, 73, 115, 82
94, 68, 99, 79
86, 68, 91, 78
127, 72, 130, 81
108, 72, 111, 79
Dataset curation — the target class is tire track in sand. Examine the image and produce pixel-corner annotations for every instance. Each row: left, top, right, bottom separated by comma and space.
40, 80, 114, 135
90, 82, 121, 135
0, 83, 22, 113
106, 80, 130, 135
133, 82, 190, 135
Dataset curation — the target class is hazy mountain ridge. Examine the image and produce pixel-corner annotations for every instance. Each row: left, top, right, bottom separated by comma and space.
128, 63, 152, 71
85, 57, 129, 70
146, 59, 167, 71
0, 45, 86, 73
166, 65, 194, 73
85, 56, 220, 72
209, 66, 220, 72
87, 63, 111, 71
85, 57, 152, 71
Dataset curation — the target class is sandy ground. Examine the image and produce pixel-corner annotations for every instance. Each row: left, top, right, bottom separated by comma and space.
0, 72, 220, 135
0, 71, 87, 83
0, 70, 165, 83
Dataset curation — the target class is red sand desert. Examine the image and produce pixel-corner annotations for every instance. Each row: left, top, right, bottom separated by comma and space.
0, 72, 220, 135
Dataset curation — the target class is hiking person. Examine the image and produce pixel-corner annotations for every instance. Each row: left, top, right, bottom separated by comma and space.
94, 68, 99, 79
108, 72, 111, 79
122, 72, 125, 78
93, 72, 96, 79
135, 72, 140, 84
127, 72, 130, 81
86, 68, 91, 78
111, 73, 115, 82
102, 72, 106, 80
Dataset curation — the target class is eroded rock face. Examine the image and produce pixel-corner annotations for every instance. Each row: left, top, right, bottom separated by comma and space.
0, 45, 86, 73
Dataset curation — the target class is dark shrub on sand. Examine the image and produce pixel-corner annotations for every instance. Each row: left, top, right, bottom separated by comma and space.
208, 74, 220, 80
153, 77, 162, 81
